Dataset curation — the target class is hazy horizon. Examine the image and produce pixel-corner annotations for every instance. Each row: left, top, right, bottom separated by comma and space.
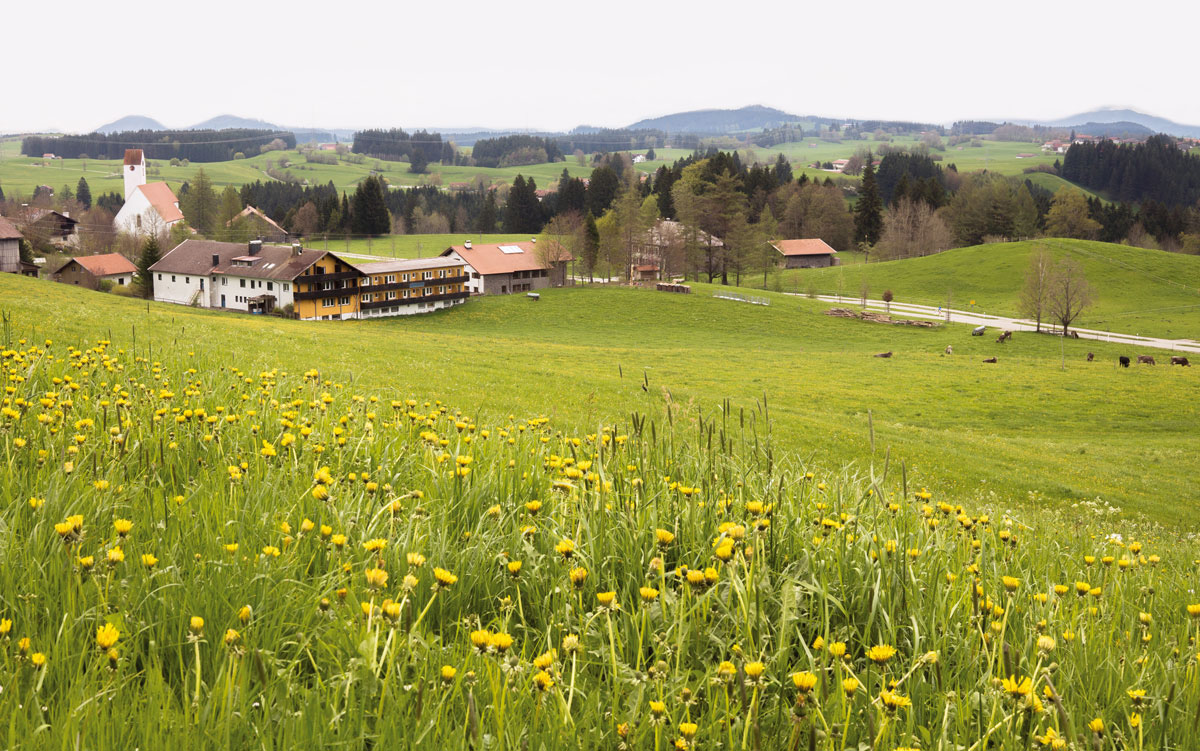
4, 0, 1195, 134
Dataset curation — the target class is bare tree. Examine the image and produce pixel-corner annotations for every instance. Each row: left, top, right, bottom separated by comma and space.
873, 198, 953, 261
1047, 257, 1094, 336
1017, 249, 1053, 332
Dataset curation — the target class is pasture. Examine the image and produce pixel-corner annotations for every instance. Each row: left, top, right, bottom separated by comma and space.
780, 240, 1200, 341
2, 270, 1199, 749
1, 271, 1196, 525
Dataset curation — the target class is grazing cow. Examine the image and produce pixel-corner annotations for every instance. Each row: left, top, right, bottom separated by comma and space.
983, 357, 998, 363
1119, 356, 1130, 367
1086, 352, 1094, 362
996, 331, 1012, 343
944, 345, 953, 355
874, 351, 893, 358
1138, 355, 1156, 366
1070, 331, 1080, 339
1171, 356, 1190, 366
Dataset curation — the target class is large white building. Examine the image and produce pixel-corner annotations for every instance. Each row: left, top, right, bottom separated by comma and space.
149, 239, 324, 313
113, 149, 185, 235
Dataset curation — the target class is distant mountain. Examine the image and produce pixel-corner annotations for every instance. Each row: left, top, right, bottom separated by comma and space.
1021, 108, 1200, 138
188, 114, 282, 131
1071, 121, 1154, 138
95, 115, 166, 133
626, 105, 809, 134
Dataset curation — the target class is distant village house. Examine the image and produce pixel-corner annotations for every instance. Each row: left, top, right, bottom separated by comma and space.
52, 253, 137, 289
0, 216, 39, 277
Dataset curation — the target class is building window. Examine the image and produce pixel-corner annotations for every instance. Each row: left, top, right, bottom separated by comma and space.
322, 281, 333, 291
240, 279, 246, 288
267, 282, 273, 291
439, 269, 445, 278
399, 290, 406, 299
339, 296, 349, 306
322, 298, 335, 308
283, 284, 289, 291
423, 271, 432, 280
314, 265, 324, 275
386, 274, 396, 284
185, 277, 190, 283
439, 285, 445, 294
157, 273, 162, 281
171, 275, 176, 282
361, 294, 370, 303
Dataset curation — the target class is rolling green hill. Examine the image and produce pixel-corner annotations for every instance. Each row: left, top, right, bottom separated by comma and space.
786, 240, 1200, 340
1, 272, 1195, 524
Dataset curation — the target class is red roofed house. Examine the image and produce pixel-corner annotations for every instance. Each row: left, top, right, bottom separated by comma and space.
772, 238, 838, 269
113, 149, 185, 236
440, 239, 571, 295
52, 253, 138, 290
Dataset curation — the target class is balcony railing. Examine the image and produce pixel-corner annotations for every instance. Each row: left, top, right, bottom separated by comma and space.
359, 274, 469, 294
360, 291, 469, 311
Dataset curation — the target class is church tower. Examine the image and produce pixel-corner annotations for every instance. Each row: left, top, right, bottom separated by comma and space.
123, 149, 146, 200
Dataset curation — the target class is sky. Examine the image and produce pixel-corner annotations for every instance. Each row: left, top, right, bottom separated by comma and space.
5, 0, 1196, 134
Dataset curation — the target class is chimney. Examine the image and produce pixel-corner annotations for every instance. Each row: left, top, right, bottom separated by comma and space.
464, 240, 472, 249
211, 254, 220, 267
248, 239, 262, 256
292, 242, 302, 257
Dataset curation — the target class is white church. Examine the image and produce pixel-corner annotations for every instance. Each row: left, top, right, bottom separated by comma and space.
113, 149, 185, 235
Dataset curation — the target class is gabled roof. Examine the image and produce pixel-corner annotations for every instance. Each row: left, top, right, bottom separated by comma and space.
773, 239, 837, 256
124, 149, 143, 166
149, 239, 329, 281
643, 219, 723, 248
0, 216, 22, 240
228, 205, 288, 235
69, 253, 137, 277
440, 241, 571, 276
24, 209, 78, 227
135, 182, 184, 223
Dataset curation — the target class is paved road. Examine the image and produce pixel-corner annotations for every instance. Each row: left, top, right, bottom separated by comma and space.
808, 294, 1200, 355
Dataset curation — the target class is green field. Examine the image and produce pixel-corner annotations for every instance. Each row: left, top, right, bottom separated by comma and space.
1, 264, 1195, 526
301, 233, 535, 259
2, 132, 1075, 203
3, 258, 1199, 748
779, 240, 1200, 340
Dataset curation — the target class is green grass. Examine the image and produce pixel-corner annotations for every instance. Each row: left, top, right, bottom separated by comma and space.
2, 269, 1199, 748
757, 240, 1200, 340
300, 233, 535, 259
1, 271, 1196, 526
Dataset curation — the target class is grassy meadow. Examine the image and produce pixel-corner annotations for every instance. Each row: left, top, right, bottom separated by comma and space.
2, 269, 1199, 749
1, 132, 1075, 203
775, 240, 1200, 341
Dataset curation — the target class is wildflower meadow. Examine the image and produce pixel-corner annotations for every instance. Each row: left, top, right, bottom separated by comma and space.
2, 333, 1199, 750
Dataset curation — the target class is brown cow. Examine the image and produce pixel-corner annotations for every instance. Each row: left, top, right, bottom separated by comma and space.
874, 351, 893, 358
996, 331, 1012, 343
1086, 352, 1094, 362
1138, 355, 1156, 366
983, 357, 998, 363
1171, 356, 1191, 366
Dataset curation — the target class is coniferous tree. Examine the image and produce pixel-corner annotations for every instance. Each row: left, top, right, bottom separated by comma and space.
351, 176, 391, 236
854, 152, 883, 246
76, 177, 92, 209
582, 213, 600, 280
646, 147, 656, 160
476, 189, 498, 233
136, 235, 161, 299
181, 169, 218, 235
0, 183, 5, 202
409, 148, 428, 174
773, 153, 793, 185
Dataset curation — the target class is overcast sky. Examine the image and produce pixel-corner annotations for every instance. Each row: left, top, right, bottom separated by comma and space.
5, 0, 1195, 134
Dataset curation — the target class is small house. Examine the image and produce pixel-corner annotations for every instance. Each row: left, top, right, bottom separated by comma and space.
773, 239, 838, 269
52, 253, 138, 289
0, 216, 38, 276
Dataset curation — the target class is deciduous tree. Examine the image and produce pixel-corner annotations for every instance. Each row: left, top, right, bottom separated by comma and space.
1047, 257, 1094, 335
1017, 249, 1053, 332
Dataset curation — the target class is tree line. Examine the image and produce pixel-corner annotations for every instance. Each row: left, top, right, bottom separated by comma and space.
1061, 135, 1200, 206
21, 129, 296, 162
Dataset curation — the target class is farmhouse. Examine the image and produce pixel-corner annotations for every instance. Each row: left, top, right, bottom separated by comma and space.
440, 240, 570, 295
52, 253, 137, 289
20, 209, 79, 248
149, 239, 468, 319
773, 238, 838, 269
113, 149, 185, 235
633, 219, 723, 279
630, 263, 660, 282
0, 216, 38, 277
830, 159, 849, 173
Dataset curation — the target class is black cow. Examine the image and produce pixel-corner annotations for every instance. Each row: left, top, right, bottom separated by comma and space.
1119, 356, 1130, 368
